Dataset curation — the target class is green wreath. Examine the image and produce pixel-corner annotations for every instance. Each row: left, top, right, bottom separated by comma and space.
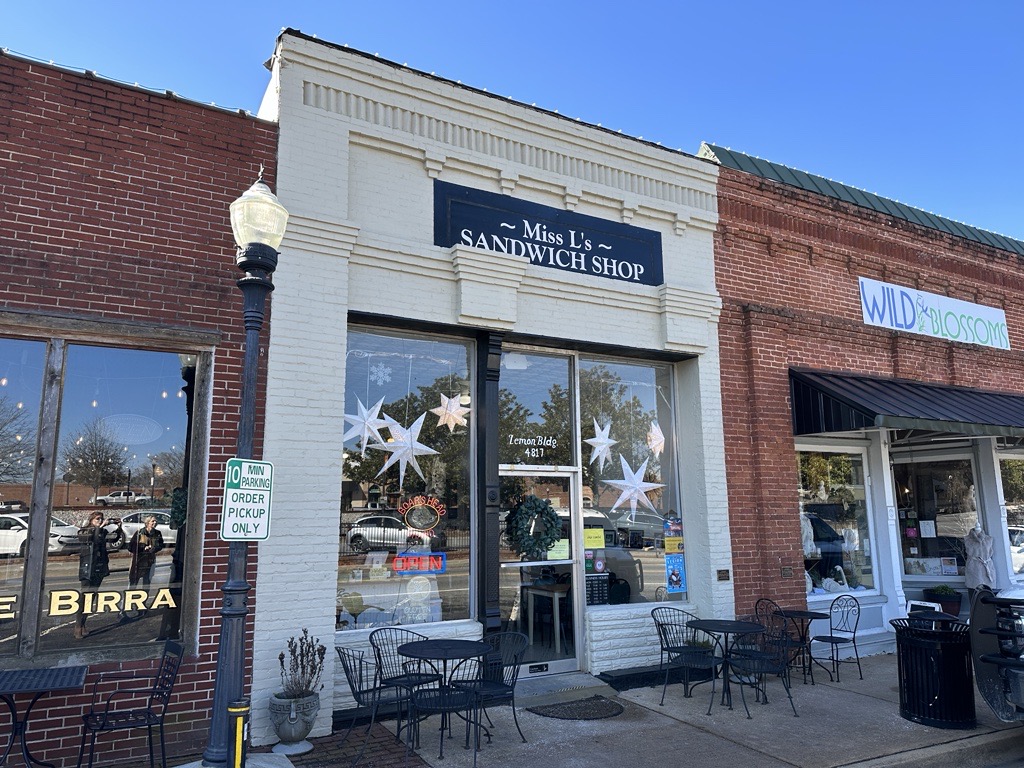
506, 495, 562, 561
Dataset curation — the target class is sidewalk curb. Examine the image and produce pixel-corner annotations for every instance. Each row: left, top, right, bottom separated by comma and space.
837, 726, 1024, 767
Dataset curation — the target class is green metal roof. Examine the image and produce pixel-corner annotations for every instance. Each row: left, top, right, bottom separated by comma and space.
699, 143, 1024, 258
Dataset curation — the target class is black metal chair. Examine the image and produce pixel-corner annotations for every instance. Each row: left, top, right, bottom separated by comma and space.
812, 594, 863, 681
753, 598, 802, 669
406, 679, 480, 767
452, 631, 529, 744
77, 640, 183, 768
651, 607, 721, 705
336, 646, 408, 767
368, 628, 442, 742
727, 624, 799, 718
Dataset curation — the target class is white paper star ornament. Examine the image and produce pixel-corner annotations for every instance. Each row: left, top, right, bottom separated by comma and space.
647, 421, 665, 458
342, 397, 388, 456
604, 455, 665, 522
430, 393, 471, 432
584, 419, 618, 472
372, 413, 438, 486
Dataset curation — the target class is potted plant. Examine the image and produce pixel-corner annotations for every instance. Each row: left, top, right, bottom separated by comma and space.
922, 584, 963, 616
268, 628, 326, 755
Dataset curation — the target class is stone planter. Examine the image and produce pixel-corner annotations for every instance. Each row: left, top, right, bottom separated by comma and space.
268, 691, 320, 755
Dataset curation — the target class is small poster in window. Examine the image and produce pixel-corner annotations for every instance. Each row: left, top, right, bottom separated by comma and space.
906, 527, 918, 539
664, 536, 684, 553
941, 557, 959, 576
665, 553, 686, 593
919, 520, 937, 538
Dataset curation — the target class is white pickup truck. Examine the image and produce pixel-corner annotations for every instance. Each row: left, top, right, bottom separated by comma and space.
89, 490, 151, 506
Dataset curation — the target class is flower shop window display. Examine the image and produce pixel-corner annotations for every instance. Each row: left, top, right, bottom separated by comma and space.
337, 328, 473, 631
797, 449, 875, 595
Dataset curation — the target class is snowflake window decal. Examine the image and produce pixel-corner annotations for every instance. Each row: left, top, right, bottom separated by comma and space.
369, 363, 392, 386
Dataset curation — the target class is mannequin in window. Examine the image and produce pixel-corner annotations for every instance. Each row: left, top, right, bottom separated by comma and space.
965, 519, 996, 600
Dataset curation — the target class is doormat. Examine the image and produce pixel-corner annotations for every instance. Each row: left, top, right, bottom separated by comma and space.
527, 695, 624, 720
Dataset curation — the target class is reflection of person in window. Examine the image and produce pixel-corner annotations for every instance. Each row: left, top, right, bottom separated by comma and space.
668, 569, 682, 588
75, 511, 109, 639
128, 515, 165, 590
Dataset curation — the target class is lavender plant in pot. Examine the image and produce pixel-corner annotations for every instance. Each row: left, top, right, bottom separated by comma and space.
269, 629, 326, 754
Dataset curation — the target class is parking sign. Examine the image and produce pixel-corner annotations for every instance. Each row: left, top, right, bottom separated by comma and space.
221, 458, 273, 541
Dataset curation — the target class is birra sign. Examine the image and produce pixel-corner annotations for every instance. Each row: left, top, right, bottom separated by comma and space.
221, 458, 273, 541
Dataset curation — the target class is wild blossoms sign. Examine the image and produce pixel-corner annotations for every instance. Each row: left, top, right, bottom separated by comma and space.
434, 180, 664, 286
859, 277, 1010, 350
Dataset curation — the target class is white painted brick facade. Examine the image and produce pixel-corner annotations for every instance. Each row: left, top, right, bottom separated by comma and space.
252, 32, 729, 744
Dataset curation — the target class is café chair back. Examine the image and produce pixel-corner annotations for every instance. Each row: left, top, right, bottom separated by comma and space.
368, 628, 442, 742
406, 680, 480, 767
452, 630, 529, 743
727, 624, 798, 719
811, 594, 863, 681
77, 640, 183, 768
651, 607, 722, 705
337, 646, 407, 767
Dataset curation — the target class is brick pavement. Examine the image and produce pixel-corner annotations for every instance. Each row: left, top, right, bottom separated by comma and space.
277, 722, 430, 768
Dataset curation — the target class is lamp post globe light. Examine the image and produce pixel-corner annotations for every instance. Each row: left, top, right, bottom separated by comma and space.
203, 176, 288, 767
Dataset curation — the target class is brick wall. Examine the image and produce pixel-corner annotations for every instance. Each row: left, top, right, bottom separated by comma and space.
714, 167, 1024, 615
0, 52, 277, 766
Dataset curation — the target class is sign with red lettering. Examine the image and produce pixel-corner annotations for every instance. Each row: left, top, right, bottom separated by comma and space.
399, 494, 446, 531
393, 553, 447, 575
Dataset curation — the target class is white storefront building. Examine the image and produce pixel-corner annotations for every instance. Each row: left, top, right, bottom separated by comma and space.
250, 29, 728, 743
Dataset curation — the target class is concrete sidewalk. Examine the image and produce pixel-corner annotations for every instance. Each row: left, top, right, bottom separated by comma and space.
179, 654, 1024, 768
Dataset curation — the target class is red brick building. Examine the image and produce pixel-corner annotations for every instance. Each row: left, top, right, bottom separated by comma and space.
703, 142, 1024, 647
0, 51, 276, 765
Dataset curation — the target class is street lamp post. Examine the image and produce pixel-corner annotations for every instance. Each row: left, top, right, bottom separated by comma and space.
203, 176, 288, 767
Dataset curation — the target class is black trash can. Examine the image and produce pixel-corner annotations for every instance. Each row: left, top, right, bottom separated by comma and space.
890, 618, 976, 729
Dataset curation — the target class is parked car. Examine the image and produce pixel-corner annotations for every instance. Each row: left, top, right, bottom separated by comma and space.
0, 512, 82, 556
89, 490, 151, 506
0, 500, 27, 511
346, 515, 444, 553
114, 510, 177, 546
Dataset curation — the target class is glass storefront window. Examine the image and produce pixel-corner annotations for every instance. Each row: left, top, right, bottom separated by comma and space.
0, 338, 195, 656
40, 345, 191, 650
893, 458, 976, 578
578, 357, 678, 603
999, 457, 1024, 575
498, 352, 573, 466
338, 329, 472, 630
0, 339, 46, 656
797, 450, 874, 593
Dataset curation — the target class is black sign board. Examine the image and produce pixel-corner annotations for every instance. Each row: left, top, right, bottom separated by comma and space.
434, 180, 664, 286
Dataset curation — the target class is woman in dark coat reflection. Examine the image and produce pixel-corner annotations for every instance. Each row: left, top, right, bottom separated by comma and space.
75, 510, 109, 639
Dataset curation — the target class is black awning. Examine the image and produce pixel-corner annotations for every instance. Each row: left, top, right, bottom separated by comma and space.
790, 368, 1024, 438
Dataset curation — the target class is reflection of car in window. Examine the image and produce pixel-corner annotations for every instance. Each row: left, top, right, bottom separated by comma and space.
345, 515, 445, 553
802, 511, 844, 580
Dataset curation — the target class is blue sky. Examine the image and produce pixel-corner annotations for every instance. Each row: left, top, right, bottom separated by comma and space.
4, 2, 1023, 240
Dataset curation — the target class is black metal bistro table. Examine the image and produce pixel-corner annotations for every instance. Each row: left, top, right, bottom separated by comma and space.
0, 665, 88, 767
687, 619, 764, 710
398, 639, 492, 763
774, 608, 829, 684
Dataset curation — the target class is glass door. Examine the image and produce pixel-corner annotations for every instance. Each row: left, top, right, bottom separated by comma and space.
498, 472, 580, 674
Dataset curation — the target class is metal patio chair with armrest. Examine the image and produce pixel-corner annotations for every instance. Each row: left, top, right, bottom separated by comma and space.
727, 624, 798, 718
651, 607, 722, 705
368, 628, 442, 743
337, 646, 409, 767
77, 640, 184, 768
451, 630, 529, 744
811, 594, 863, 681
